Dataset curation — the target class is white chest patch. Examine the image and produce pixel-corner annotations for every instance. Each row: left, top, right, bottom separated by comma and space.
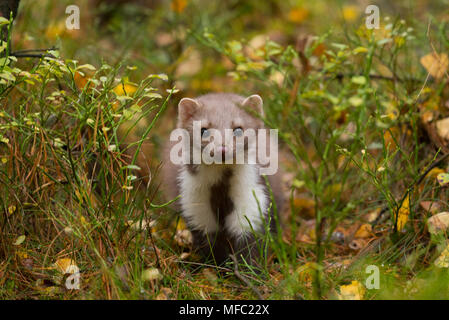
178, 164, 268, 239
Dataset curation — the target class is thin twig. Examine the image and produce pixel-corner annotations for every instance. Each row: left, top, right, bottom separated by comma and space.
10, 52, 56, 59
9, 47, 57, 54
229, 254, 264, 300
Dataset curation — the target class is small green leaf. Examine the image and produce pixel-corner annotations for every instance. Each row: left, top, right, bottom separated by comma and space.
13, 235, 26, 246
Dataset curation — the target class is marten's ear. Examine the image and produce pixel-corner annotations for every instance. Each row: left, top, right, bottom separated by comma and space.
178, 98, 200, 123
242, 94, 264, 117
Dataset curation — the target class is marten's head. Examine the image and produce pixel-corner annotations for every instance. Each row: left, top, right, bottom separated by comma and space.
177, 93, 265, 165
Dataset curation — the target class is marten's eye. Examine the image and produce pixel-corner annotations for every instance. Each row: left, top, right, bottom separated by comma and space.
233, 127, 243, 137
201, 128, 210, 138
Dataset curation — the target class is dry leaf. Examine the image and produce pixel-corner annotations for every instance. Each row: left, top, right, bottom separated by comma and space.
156, 287, 173, 300
342, 6, 359, 22
288, 7, 309, 24
293, 197, 316, 218
74, 71, 93, 90
436, 118, 449, 142
126, 219, 155, 231
396, 197, 410, 231
435, 243, 449, 268
171, 0, 187, 13
420, 201, 441, 214
427, 212, 449, 235
13, 235, 26, 246
54, 258, 79, 274
175, 229, 193, 247
142, 268, 163, 281
354, 224, 372, 239
113, 83, 138, 97
338, 280, 365, 300
420, 53, 448, 79
179, 252, 190, 260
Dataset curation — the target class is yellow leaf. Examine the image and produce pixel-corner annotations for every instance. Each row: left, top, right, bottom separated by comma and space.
293, 197, 316, 219
295, 262, 316, 284
435, 243, 449, 268
113, 83, 138, 97
426, 167, 445, 179
338, 280, 365, 300
45, 21, 66, 40
383, 127, 399, 152
171, 0, 187, 13
288, 7, 309, 24
420, 53, 449, 79
54, 258, 79, 274
396, 197, 409, 231
176, 217, 187, 231
437, 172, 449, 187
74, 71, 93, 91
354, 224, 372, 239
342, 6, 359, 22
8, 205, 16, 215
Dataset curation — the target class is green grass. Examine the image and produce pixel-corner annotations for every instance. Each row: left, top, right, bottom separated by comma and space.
1, 0, 449, 300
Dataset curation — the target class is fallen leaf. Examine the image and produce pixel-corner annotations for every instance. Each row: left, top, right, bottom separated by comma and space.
13, 235, 26, 246
202, 268, 218, 283
179, 252, 190, 260
436, 118, 449, 142
142, 268, 163, 281
396, 197, 410, 231
74, 71, 93, 90
354, 224, 372, 239
338, 280, 365, 300
427, 167, 446, 179
427, 212, 449, 235
342, 6, 359, 22
156, 287, 173, 300
288, 7, 309, 24
437, 172, 449, 187
126, 219, 155, 231
383, 127, 400, 152
293, 197, 316, 218
171, 0, 187, 13
364, 208, 381, 223
435, 243, 449, 268
113, 82, 138, 97
54, 258, 79, 274
420, 53, 449, 79
8, 205, 16, 215
175, 229, 193, 247
295, 262, 316, 285
420, 201, 441, 214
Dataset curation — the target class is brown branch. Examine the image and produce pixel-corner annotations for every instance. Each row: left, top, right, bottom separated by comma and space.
229, 254, 264, 300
